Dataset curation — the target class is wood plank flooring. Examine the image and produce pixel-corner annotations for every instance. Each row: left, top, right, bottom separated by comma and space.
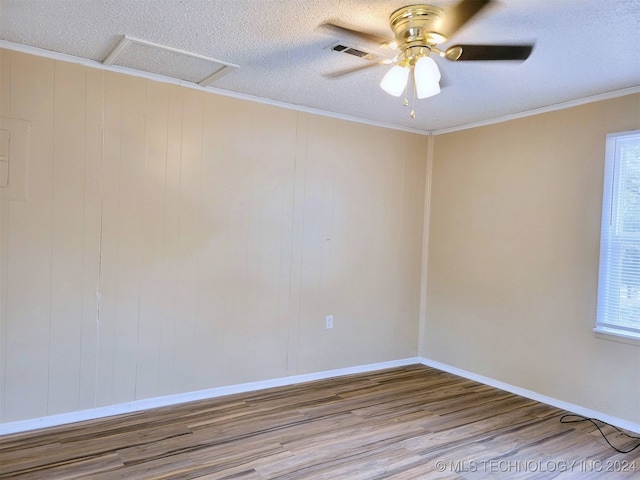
1, 365, 639, 479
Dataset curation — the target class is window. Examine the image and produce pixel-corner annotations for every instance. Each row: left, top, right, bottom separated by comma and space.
596, 130, 640, 341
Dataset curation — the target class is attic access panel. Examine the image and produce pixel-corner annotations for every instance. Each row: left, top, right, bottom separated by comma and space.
103, 35, 239, 86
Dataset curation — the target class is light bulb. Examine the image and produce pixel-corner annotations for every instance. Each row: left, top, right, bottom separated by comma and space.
380, 64, 410, 97
414, 56, 441, 99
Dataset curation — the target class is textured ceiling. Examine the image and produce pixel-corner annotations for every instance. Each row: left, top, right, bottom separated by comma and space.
1, 0, 639, 133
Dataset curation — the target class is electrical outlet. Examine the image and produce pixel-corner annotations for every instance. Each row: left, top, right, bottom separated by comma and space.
326, 315, 334, 329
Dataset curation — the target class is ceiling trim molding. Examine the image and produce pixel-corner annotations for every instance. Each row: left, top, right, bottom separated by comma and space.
2, 41, 637, 138
432, 85, 640, 135
0, 40, 430, 137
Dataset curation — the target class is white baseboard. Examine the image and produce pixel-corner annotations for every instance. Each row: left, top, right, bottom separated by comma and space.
3, 356, 639, 437
420, 357, 640, 435
0, 357, 419, 436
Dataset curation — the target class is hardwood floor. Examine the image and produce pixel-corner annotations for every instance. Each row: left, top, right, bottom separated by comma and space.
1, 365, 639, 479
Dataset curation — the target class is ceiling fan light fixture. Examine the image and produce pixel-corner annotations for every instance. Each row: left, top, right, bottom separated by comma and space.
323, 1, 535, 118
380, 64, 410, 97
416, 75, 440, 99
414, 55, 441, 99
415, 55, 440, 81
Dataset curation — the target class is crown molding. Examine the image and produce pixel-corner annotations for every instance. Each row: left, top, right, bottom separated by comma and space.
1, 41, 637, 139
431, 85, 640, 135
0, 41, 429, 137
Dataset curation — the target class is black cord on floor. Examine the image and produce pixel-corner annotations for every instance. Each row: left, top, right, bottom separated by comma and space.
560, 414, 640, 454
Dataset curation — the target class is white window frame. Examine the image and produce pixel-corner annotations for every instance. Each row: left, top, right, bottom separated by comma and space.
595, 130, 640, 343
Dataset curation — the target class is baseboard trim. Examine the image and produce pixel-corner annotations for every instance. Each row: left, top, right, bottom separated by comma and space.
4, 356, 639, 436
420, 357, 640, 434
0, 357, 419, 435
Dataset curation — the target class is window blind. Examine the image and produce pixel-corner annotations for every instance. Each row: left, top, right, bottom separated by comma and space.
596, 130, 640, 339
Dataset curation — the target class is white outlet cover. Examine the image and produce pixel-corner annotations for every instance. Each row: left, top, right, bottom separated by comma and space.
326, 315, 334, 329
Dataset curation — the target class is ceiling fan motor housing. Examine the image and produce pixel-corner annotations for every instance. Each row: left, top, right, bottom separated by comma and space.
389, 4, 447, 60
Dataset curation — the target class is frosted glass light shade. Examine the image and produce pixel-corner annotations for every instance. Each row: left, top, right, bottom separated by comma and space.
416, 77, 440, 99
380, 64, 410, 97
414, 56, 441, 99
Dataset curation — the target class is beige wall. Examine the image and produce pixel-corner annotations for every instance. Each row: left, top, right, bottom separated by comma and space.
426, 94, 640, 423
0, 50, 427, 423
3, 46, 637, 428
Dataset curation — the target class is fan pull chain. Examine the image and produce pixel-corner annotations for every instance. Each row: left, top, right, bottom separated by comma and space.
410, 73, 417, 118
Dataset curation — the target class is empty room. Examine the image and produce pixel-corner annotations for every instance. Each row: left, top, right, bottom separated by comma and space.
0, 0, 639, 478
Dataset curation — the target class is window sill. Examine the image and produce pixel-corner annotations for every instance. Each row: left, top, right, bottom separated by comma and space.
593, 327, 640, 346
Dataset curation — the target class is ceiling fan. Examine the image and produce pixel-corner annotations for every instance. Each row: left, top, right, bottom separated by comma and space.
320, 0, 534, 117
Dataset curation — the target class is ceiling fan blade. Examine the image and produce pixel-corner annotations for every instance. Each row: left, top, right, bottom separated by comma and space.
323, 61, 388, 79
438, 0, 494, 39
317, 23, 395, 49
445, 44, 534, 61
